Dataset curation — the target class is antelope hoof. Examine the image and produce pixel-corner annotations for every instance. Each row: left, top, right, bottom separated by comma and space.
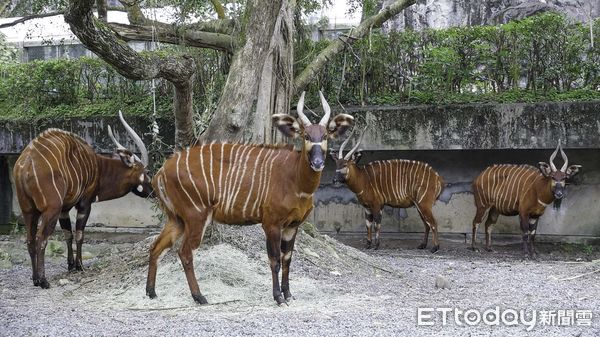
417, 243, 427, 250
283, 290, 294, 302
275, 294, 287, 306
34, 278, 50, 289
374, 240, 380, 250
68, 262, 76, 271
485, 247, 494, 252
430, 245, 440, 253
192, 293, 208, 305
146, 288, 157, 299
365, 241, 372, 250
75, 262, 84, 272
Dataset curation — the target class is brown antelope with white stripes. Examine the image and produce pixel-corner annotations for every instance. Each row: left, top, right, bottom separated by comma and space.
13, 111, 152, 288
331, 128, 445, 253
146, 91, 353, 305
471, 142, 581, 256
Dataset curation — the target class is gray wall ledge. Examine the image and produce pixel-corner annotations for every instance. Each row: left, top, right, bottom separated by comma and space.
336, 101, 600, 150
1, 100, 599, 154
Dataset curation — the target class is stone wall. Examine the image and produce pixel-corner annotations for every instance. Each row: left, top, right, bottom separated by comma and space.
1, 101, 599, 241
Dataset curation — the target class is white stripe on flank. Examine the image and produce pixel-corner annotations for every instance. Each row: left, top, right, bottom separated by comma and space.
252, 148, 273, 217
60, 132, 89, 203
391, 162, 400, 202
417, 163, 427, 203
176, 151, 202, 213
229, 146, 255, 216
198, 146, 210, 206
261, 150, 284, 210
242, 147, 265, 218
186, 148, 205, 208
30, 159, 47, 206
225, 145, 248, 215
509, 167, 526, 210
31, 143, 62, 199
223, 144, 240, 215
43, 134, 72, 196
218, 143, 225, 203
408, 162, 416, 200
367, 165, 380, 201
399, 161, 405, 200
227, 144, 248, 214
418, 167, 431, 204
209, 144, 216, 204
34, 138, 66, 189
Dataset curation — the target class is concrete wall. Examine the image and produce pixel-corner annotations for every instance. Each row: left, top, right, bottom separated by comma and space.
310, 149, 600, 239
2, 101, 599, 240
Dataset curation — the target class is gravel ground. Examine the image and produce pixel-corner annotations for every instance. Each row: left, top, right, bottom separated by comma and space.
0, 225, 599, 337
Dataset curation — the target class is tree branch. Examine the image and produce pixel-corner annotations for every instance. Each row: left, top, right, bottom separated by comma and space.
65, 0, 194, 84
210, 0, 226, 19
97, 0, 107, 22
0, 11, 65, 29
293, 0, 415, 94
109, 22, 235, 53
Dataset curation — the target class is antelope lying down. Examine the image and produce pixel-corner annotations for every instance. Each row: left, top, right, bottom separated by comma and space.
331, 128, 445, 253
471, 142, 581, 255
147, 92, 353, 305
13, 111, 153, 288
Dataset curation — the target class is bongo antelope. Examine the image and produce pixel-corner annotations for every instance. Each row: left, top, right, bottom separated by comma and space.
13, 111, 152, 288
146, 92, 353, 305
331, 128, 445, 253
471, 142, 581, 255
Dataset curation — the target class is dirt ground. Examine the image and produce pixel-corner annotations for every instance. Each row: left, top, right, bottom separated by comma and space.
0, 225, 599, 337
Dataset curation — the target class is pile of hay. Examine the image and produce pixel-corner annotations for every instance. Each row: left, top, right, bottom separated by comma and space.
73, 223, 399, 310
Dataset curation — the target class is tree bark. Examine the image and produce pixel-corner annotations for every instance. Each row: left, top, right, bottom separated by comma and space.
109, 23, 234, 53
65, 0, 198, 147
201, 0, 291, 142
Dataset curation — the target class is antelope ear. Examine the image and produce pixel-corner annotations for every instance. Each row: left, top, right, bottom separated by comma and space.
327, 114, 354, 139
352, 151, 363, 164
272, 114, 302, 139
117, 149, 135, 168
538, 162, 552, 177
566, 164, 581, 177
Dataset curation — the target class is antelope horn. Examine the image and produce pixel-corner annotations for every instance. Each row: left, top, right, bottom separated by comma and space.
296, 92, 311, 127
344, 125, 368, 161
118, 110, 149, 167
107, 125, 126, 151
318, 90, 331, 127
338, 127, 355, 159
549, 140, 560, 172
559, 143, 569, 172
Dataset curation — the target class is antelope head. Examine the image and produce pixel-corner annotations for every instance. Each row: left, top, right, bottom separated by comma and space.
538, 141, 581, 200
272, 91, 354, 172
107, 110, 153, 198
330, 124, 368, 185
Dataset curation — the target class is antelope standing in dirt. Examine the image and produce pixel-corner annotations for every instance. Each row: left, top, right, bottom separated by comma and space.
146, 92, 353, 305
13, 111, 152, 288
331, 128, 445, 253
471, 142, 581, 256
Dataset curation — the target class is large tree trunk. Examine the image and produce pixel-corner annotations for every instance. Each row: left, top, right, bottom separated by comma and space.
201, 0, 294, 143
